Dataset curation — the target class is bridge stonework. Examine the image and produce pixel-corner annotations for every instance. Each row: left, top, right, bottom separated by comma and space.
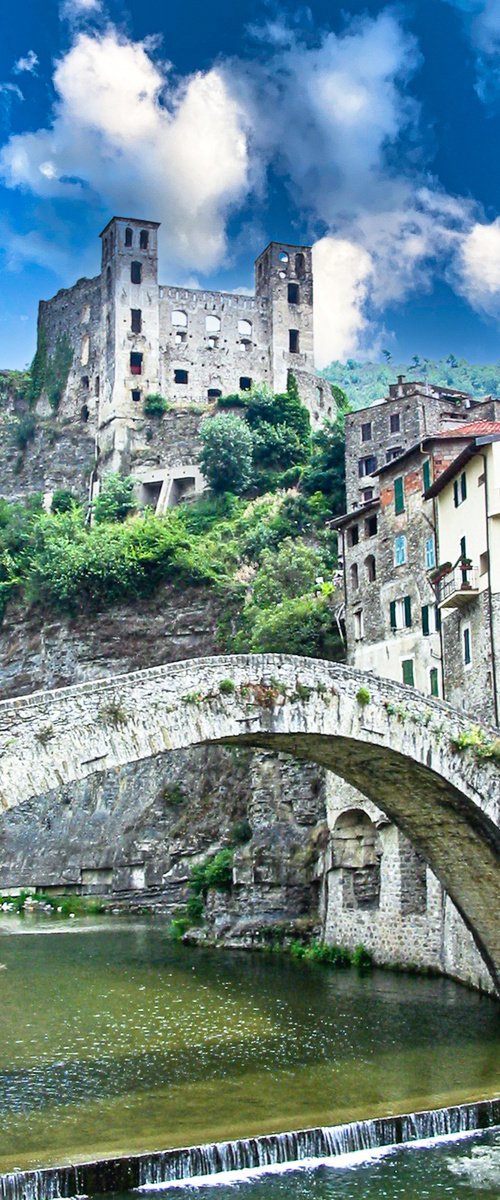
0, 654, 499, 991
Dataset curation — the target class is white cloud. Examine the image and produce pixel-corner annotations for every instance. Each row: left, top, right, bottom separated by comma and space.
13, 51, 38, 75
61, 0, 101, 18
0, 29, 251, 274
442, 1, 500, 99
456, 218, 500, 312
312, 237, 375, 365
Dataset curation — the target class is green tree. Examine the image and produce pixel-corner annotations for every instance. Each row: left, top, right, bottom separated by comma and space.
51, 489, 80, 514
199, 413, 253, 495
93, 474, 136, 524
252, 538, 327, 609
301, 419, 346, 517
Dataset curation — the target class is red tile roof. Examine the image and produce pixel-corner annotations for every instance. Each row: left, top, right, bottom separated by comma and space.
439, 421, 500, 437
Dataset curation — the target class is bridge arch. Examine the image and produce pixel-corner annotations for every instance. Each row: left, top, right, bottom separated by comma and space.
0, 654, 499, 990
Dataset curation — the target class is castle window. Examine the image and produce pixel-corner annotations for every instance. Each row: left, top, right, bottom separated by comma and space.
365, 514, 377, 537
207, 336, 218, 349
394, 534, 407, 566
130, 351, 143, 375
81, 375, 89, 390
239, 376, 252, 390
174, 369, 188, 385
131, 389, 141, 402
238, 319, 252, 337
350, 563, 359, 590
390, 412, 400, 434
361, 421, 372, 442
80, 404, 89, 423
206, 314, 221, 333
240, 339, 252, 352
289, 329, 300, 354
349, 524, 359, 547
288, 283, 299, 304
358, 455, 377, 477
95, 375, 100, 397
139, 229, 149, 250
125, 227, 133, 247
365, 554, 376, 582
131, 261, 142, 285
295, 252, 306, 278
81, 335, 90, 366
208, 388, 222, 400
172, 309, 187, 328
175, 331, 187, 345
106, 266, 112, 297
131, 309, 142, 334
279, 251, 289, 263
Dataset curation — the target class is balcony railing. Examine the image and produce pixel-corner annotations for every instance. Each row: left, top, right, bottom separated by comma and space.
437, 563, 479, 608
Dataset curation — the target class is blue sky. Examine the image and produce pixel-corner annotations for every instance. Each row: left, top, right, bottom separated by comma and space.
2, 0, 500, 369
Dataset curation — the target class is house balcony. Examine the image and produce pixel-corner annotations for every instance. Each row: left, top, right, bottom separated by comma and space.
437, 564, 479, 608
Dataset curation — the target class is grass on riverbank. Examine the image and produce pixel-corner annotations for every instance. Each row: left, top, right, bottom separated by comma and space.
0, 890, 105, 916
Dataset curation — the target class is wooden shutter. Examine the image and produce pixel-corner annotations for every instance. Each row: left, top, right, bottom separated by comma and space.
390, 600, 397, 631
404, 595, 412, 627
394, 476, 404, 514
421, 605, 429, 636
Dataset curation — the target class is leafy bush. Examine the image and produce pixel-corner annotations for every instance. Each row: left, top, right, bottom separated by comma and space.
200, 413, 254, 495
230, 819, 252, 845
219, 678, 236, 694
252, 538, 327, 609
356, 687, 371, 707
144, 393, 169, 418
51, 489, 80, 514
234, 593, 343, 659
11, 413, 36, 451
93, 474, 136, 524
190, 849, 234, 897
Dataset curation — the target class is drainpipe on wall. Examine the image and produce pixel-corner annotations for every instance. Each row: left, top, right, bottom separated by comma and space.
481, 453, 499, 727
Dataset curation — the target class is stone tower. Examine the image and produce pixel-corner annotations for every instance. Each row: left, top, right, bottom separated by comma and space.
99, 216, 161, 470
254, 242, 315, 398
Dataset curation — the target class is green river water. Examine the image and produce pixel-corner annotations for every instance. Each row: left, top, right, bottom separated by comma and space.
0, 917, 499, 1179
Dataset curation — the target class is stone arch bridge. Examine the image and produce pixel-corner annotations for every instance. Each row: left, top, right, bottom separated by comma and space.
0, 654, 499, 991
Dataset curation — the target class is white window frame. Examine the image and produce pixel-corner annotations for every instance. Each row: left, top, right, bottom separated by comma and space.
394, 534, 407, 567
425, 536, 436, 570
353, 609, 364, 641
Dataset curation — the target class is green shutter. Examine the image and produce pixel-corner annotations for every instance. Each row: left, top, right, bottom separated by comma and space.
430, 668, 439, 697
453, 480, 459, 507
423, 459, 431, 491
404, 595, 412, 627
390, 600, 397, 631
421, 604, 429, 636
461, 472, 467, 501
402, 659, 415, 686
435, 605, 441, 633
394, 476, 405, 514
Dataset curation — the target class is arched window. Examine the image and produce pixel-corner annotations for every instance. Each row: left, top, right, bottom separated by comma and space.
171, 310, 188, 328
125, 227, 133, 247
365, 554, 376, 582
131, 261, 142, 285
279, 251, 289, 263
140, 229, 149, 250
350, 563, 359, 590
206, 314, 221, 333
295, 252, 306, 278
238, 319, 252, 338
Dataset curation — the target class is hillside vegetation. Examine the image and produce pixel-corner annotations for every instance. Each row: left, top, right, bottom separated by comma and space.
322, 357, 500, 410
0, 381, 347, 662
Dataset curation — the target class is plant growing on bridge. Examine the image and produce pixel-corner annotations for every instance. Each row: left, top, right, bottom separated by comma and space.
219, 678, 236, 695
452, 725, 500, 761
356, 686, 371, 707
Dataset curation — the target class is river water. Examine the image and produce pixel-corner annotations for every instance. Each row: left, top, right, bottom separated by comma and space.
0, 917, 499, 1174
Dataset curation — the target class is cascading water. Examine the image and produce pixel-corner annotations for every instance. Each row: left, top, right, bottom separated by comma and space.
0, 1099, 498, 1200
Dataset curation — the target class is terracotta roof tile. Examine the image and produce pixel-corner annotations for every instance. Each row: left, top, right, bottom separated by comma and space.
438, 421, 500, 437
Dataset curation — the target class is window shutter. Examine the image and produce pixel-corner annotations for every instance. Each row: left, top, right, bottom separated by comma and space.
453, 480, 459, 507
435, 605, 441, 633
423, 459, 431, 491
390, 601, 397, 631
461, 472, 467, 501
430, 668, 439, 697
421, 605, 429, 636
402, 659, 415, 686
404, 595, 412, 627
394, 476, 404, 514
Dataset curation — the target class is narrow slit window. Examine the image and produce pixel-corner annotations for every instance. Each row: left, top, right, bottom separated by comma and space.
130, 351, 143, 375
131, 261, 142, 285
125, 228, 133, 247
139, 230, 149, 250
288, 283, 299, 304
131, 309, 142, 334
289, 329, 300, 354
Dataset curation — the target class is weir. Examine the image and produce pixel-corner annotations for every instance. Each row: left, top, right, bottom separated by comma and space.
0, 1100, 498, 1200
